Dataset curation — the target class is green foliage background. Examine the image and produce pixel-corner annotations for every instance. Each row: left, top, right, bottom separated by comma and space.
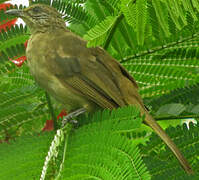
0, 0, 199, 179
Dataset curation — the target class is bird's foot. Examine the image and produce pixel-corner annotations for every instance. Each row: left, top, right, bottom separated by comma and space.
61, 108, 86, 128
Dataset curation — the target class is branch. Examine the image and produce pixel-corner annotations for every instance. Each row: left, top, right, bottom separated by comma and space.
120, 32, 199, 63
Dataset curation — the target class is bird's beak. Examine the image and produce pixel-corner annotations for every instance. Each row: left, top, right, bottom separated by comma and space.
5, 9, 24, 17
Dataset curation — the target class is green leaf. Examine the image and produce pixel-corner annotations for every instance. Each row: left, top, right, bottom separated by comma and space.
140, 123, 199, 179
121, 0, 136, 29
61, 106, 150, 180
152, 0, 170, 37
136, 0, 147, 45
190, 104, 199, 114
0, 0, 7, 4
181, 0, 197, 21
156, 103, 186, 116
165, 0, 182, 30
0, 132, 54, 180
192, 0, 199, 12
84, 16, 118, 47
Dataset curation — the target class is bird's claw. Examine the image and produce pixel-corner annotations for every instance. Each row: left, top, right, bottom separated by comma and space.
61, 108, 86, 127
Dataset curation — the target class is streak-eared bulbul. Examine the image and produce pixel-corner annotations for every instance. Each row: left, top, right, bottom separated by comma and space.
6, 4, 193, 174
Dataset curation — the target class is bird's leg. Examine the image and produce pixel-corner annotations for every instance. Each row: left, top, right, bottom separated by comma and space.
61, 108, 86, 128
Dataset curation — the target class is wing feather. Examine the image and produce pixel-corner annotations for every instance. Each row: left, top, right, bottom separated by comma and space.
65, 76, 118, 109
47, 32, 131, 109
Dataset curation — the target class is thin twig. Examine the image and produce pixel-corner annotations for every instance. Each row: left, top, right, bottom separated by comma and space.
155, 114, 199, 121
55, 125, 71, 180
40, 123, 72, 180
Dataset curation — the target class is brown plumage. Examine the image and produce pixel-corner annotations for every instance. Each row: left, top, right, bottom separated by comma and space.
6, 4, 193, 174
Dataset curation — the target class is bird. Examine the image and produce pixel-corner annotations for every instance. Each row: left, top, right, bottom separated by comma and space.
6, 4, 193, 174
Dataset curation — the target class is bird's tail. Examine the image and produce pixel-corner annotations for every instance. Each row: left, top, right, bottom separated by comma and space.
144, 110, 193, 174
115, 71, 193, 173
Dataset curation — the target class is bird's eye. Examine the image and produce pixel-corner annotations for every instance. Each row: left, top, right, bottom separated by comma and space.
32, 7, 41, 13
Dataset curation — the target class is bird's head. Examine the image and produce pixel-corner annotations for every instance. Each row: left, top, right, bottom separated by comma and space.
6, 4, 66, 33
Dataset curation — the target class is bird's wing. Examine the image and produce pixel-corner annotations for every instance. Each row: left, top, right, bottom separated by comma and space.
46, 32, 138, 109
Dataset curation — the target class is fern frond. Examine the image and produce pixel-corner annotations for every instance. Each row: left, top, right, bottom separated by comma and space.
145, 83, 199, 111
165, 0, 181, 30
0, 132, 54, 180
0, 66, 48, 139
152, 0, 170, 37
120, 31, 199, 97
136, 0, 147, 46
64, 133, 150, 180
100, 0, 121, 14
0, 87, 56, 142
1, 65, 35, 87
61, 106, 150, 180
54, 0, 97, 28
121, 0, 147, 46
192, 0, 199, 12
0, 25, 29, 57
121, 0, 136, 30
32, 0, 97, 29
0, 105, 47, 138
173, 0, 187, 25
0, 107, 150, 179
0, 61, 16, 75
123, 50, 199, 97
0, 43, 26, 64
140, 122, 199, 179
0, 4, 17, 23
84, 16, 119, 47
181, 0, 198, 21
77, 106, 143, 133
0, 85, 40, 108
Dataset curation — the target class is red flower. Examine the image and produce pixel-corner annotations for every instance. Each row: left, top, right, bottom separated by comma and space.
0, 3, 12, 10
0, 3, 17, 32
9, 56, 27, 67
42, 110, 68, 132
42, 120, 54, 132
9, 41, 28, 67
57, 109, 67, 120
0, 3, 27, 67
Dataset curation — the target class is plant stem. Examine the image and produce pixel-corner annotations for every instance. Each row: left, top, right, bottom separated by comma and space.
45, 92, 58, 130
104, 14, 124, 50
103, 0, 136, 50
155, 114, 199, 121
